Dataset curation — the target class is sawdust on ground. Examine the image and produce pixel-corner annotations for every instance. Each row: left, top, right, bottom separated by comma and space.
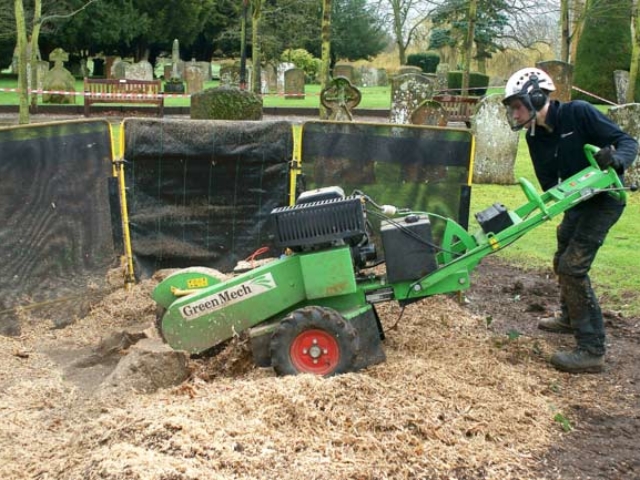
0, 265, 609, 480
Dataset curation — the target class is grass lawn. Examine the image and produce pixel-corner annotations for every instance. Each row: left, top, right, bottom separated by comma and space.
0, 77, 393, 110
1, 75, 637, 315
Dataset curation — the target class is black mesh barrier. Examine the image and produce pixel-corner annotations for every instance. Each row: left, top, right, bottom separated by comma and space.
0, 120, 117, 335
300, 121, 474, 239
122, 119, 293, 277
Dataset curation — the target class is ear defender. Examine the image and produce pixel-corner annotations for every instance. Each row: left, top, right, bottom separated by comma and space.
528, 73, 548, 111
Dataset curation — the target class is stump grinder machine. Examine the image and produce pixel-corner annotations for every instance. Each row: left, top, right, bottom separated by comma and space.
152, 145, 633, 376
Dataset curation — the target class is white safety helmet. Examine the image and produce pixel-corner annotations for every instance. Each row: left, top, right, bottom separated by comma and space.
502, 67, 556, 131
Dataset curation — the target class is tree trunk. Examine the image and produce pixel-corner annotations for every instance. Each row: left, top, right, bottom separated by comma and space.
570, 0, 586, 62
29, 0, 43, 112
319, 0, 332, 119
462, 0, 477, 95
560, 0, 570, 62
251, 0, 262, 94
628, 0, 639, 103
14, 0, 29, 124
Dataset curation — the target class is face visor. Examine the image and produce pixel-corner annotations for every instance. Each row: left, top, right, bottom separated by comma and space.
503, 94, 536, 132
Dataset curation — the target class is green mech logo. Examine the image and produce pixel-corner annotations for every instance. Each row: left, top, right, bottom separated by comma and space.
180, 273, 276, 320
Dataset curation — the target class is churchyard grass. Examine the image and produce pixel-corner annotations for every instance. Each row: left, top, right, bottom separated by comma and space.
0, 77, 392, 109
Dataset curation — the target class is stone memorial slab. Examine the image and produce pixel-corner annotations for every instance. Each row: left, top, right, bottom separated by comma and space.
42, 48, 76, 104
536, 60, 573, 102
185, 61, 205, 94
471, 93, 520, 184
436, 63, 449, 93
410, 99, 448, 126
389, 72, 435, 124
613, 70, 630, 105
284, 68, 305, 100
220, 64, 241, 87
333, 64, 355, 83
126, 60, 154, 81
320, 76, 362, 121
608, 103, 640, 187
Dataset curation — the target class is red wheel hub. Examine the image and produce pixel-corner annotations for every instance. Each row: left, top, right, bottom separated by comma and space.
290, 328, 341, 375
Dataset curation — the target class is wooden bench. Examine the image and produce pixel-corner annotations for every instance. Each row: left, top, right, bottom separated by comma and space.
432, 94, 480, 127
83, 78, 164, 117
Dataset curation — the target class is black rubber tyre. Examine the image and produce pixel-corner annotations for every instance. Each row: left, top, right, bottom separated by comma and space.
269, 306, 359, 377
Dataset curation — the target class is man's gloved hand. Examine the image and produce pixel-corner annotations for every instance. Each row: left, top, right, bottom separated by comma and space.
594, 146, 618, 170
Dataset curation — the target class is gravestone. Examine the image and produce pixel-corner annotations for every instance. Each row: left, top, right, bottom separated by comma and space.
389, 72, 435, 124
377, 68, 389, 87
613, 70, 630, 105
185, 61, 205, 94
220, 64, 241, 87
32, 61, 50, 101
410, 99, 448, 127
333, 64, 355, 83
608, 103, 640, 187
436, 63, 449, 93
126, 60, 154, 81
92, 58, 105, 77
284, 68, 305, 100
360, 67, 379, 87
197, 62, 212, 82
112, 60, 130, 79
164, 39, 186, 93
471, 94, 520, 184
320, 76, 362, 121
536, 60, 573, 102
42, 48, 76, 104
397, 66, 423, 75
277, 62, 295, 93
263, 63, 277, 93
190, 86, 263, 120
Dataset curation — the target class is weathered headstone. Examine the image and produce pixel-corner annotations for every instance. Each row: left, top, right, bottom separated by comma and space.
613, 70, 630, 105
197, 62, 212, 82
536, 60, 573, 102
220, 64, 241, 87
184, 60, 205, 94
397, 66, 423, 75
126, 60, 154, 81
112, 60, 130, 80
377, 68, 389, 87
320, 76, 362, 121
436, 63, 449, 93
92, 58, 105, 77
333, 64, 355, 83
359, 67, 379, 87
471, 93, 520, 184
389, 72, 435, 124
284, 68, 305, 100
42, 48, 76, 104
410, 99, 448, 127
190, 86, 263, 120
276, 62, 295, 93
263, 63, 277, 93
608, 103, 640, 187
170, 38, 182, 80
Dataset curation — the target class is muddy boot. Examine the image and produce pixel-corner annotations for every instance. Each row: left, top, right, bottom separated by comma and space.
538, 316, 573, 334
538, 302, 572, 333
550, 348, 604, 373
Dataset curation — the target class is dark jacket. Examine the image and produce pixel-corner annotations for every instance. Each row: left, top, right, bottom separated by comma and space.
525, 100, 638, 191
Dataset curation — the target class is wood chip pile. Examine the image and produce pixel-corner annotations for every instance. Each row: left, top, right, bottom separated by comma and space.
0, 276, 577, 480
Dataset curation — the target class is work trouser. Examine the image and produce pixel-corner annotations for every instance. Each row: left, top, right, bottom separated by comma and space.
553, 193, 625, 356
